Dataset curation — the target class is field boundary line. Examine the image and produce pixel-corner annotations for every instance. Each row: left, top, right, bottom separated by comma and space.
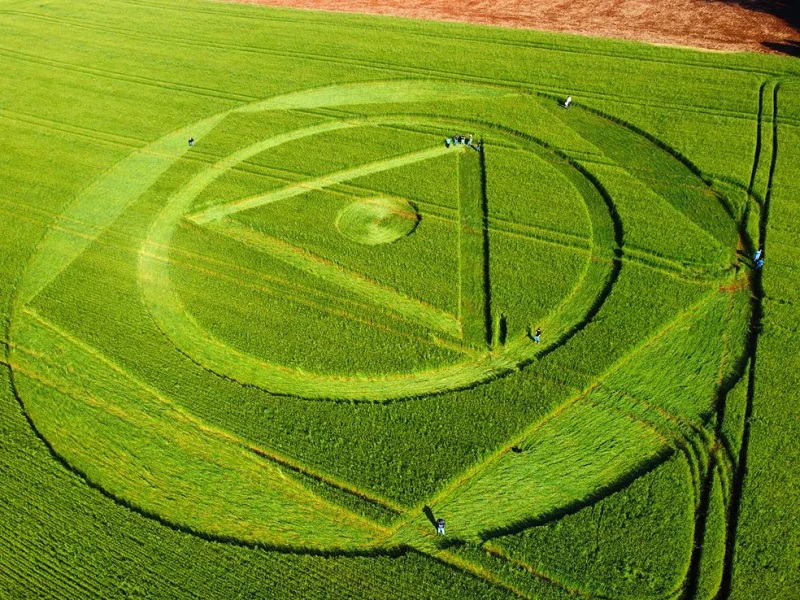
105, 0, 795, 79
8, 7, 770, 125
19, 307, 408, 522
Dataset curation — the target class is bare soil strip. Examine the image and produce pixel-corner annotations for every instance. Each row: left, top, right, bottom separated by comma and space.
230, 0, 798, 55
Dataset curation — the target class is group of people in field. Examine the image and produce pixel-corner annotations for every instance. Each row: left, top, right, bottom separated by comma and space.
445, 134, 482, 152
442, 95, 573, 154
754, 247, 764, 270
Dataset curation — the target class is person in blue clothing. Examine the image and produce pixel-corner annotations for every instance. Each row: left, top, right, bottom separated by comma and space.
533, 327, 542, 344
188, 137, 194, 147
436, 518, 446, 535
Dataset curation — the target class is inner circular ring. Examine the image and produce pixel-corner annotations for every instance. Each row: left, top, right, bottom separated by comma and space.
139, 114, 607, 401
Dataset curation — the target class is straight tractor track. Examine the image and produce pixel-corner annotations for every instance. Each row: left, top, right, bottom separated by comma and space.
101, 0, 794, 78
717, 79, 781, 600
0, 10, 772, 123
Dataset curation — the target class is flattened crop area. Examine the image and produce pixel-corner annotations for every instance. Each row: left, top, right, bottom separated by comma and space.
0, 1, 798, 598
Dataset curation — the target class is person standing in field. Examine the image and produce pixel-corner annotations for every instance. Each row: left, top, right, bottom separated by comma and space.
533, 327, 542, 344
564, 96, 572, 109
754, 247, 763, 262
188, 137, 194, 147
436, 518, 445, 535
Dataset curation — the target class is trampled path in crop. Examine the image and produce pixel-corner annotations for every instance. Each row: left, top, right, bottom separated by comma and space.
5, 49, 789, 599
134, 103, 621, 401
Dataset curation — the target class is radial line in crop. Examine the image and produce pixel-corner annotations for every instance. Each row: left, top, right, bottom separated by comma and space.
188, 145, 456, 224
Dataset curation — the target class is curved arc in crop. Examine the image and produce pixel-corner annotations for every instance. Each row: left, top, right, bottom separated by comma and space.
5, 78, 747, 576
139, 106, 617, 401
4, 80, 540, 550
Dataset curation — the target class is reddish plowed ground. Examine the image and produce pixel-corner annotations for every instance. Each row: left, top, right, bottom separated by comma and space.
229, 0, 798, 55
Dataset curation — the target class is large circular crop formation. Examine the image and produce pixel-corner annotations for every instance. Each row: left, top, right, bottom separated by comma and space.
8, 79, 749, 588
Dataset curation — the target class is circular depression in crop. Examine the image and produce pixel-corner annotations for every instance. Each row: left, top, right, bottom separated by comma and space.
5, 80, 643, 553
10, 81, 608, 406
138, 110, 605, 401
6, 78, 742, 557
335, 196, 419, 245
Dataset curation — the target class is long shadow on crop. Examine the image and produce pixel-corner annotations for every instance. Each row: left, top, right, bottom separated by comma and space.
479, 148, 493, 348
477, 448, 672, 542
423, 505, 438, 529
717, 249, 765, 600
683, 454, 721, 599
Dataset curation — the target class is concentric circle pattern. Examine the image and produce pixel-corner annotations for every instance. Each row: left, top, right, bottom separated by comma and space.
336, 196, 419, 246
8, 79, 748, 597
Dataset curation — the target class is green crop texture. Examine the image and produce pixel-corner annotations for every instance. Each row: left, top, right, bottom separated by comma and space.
0, 0, 798, 598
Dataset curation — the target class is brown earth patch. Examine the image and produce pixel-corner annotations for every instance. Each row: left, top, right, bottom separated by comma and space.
229, 0, 799, 56
719, 278, 750, 292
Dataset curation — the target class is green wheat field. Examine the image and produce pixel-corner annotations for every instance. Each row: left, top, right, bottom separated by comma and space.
1, 0, 798, 598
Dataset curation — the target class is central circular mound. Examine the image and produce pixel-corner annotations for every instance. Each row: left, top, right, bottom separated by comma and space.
335, 196, 419, 245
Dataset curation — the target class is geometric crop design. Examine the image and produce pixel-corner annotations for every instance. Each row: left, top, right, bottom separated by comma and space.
8, 78, 756, 598
139, 110, 609, 401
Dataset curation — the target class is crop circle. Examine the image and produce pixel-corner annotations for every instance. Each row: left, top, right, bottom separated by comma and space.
137, 113, 602, 400
336, 196, 419, 245
7, 78, 745, 561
